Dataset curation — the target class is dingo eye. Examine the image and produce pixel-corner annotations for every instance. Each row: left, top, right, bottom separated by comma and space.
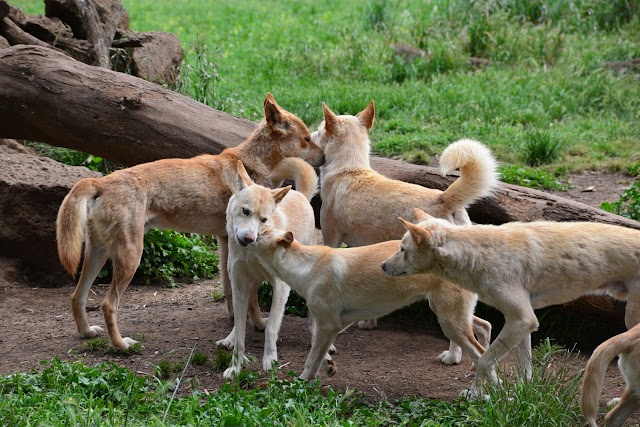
400, 247, 405, 252
261, 217, 267, 223
243, 208, 250, 216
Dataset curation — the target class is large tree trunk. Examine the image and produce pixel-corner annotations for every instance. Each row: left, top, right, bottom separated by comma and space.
1, 45, 638, 232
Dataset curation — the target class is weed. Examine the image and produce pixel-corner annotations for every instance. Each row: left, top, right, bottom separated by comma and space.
82, 337, 109, 353
601, 161, 640, 220
521, 129, 564, 166
499, 165, 569, 190
190, 352, 209, 366
211, 289, 224, 302
212, 347, 232, 372
258, 282, 308, 317
155, 359, 183, 380
108, 342, 143, 357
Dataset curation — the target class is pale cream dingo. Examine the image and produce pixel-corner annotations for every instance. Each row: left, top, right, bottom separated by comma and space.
250, 227, 492, 380
215, 159, 318, 379
311, 101, 498, 354
581, 322, 640, 427
56, 93, 324, 350
382, 209, 640, 395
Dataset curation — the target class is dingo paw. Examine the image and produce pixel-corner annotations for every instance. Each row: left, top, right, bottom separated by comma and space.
262, 353, 278, 372
80, 325, 104, 338
437, 350, 462, 365
328, 344, 337, 355
253, 317, 268, 332
216, 338, 234, 350
607, 397, 621, 408
357, 319, 378, 330
223, 365, 241, 380
326, 359, 337, 377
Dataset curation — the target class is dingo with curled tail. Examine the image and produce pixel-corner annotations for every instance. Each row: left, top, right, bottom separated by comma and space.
216, 158, 318, 379
581, 322, 640, 427
250, 227, 491, 381
312, 100, 498, 340
382, 209, 640, 396
56, 93, 324, 350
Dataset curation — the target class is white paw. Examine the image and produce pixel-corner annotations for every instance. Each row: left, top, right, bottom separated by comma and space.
122, 337, 138, 348
216, 338, 234, 350
328, 344, 337, 355
262, 353, 278, 372
223, 365, 241, 380
459, 387, 483, 400
357, 319, 377, 330
81, 325, 104, 338
437, 350, 462, 365
607, 397, 621, 407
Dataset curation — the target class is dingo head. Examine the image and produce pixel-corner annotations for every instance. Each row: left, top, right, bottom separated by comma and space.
310, 101, 375, 170
381, 208, 447, 276
262, 93, 325, 167
227, 160, 290, 247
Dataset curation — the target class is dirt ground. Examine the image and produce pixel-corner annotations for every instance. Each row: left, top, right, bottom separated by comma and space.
0, 170, 638, 424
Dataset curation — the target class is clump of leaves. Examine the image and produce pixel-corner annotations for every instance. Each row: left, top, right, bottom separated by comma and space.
190, 352, 209, 366
108, 342, 143, 357
500, 165, 569, 191
601, 162, 640, 220
155, 359, 184, 380
136, 230, 219, 286
258, 282, 308, 317
212, 347, 232, 372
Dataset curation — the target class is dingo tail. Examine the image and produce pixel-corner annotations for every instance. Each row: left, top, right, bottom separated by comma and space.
438, 139, 499, 212
580, 333, 628, 427
269, 157, 319, 201
56, 178, 99, 275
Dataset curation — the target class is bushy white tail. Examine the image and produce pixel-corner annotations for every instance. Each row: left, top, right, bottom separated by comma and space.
56, 178, 98, 275
438, 139, 499, 212
580, 332, 631, 427
269, 157, 319, 201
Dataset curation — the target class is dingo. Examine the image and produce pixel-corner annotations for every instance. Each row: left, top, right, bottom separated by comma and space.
312, 101, 498, 341
251, 227, 492, 380
56, 93, 324, 349
581, 322, 640, 427
382, 209, 640, 395
216, 159, 318, 378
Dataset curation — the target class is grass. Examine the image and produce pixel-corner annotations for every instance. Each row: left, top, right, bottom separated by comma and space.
0, 344, 583, 427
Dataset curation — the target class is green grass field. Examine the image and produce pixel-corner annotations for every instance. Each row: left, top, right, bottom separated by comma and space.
5, 0, 640, 424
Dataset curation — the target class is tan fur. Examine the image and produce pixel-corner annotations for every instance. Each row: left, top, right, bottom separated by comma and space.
217, 160, 317, 378
382, 210, 640, 396
251, 228, 492, 380
55, 93, 324, 350
311, 101, 498, 349
581, 322, 640, 427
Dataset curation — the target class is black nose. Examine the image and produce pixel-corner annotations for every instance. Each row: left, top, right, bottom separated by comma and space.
313, 154, 326, 167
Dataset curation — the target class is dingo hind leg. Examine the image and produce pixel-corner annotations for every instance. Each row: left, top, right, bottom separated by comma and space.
71, 238, 108, 338
300, 313, 341, 380
101, 226, 145, 350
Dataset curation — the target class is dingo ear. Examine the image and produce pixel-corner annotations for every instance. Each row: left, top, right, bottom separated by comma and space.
399, 217, 430, 246
279, 231, 294, 245
271, 185, 291, 204
413, 208, 433, 223
356, 100, 375, 130
264, 93, 286, 129
236, 160, 253, 188
322, 102, 338, 134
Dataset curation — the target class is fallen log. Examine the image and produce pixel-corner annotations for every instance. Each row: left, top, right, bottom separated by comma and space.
1, 45, 638, 231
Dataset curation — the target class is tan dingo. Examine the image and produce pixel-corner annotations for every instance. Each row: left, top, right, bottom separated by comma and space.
216, 159, 318, 378
581, 322, 640, 427
382, 209, 640, 395
250, 227, 492, 380
311, 101, 498, 355
56, 93, 324, 349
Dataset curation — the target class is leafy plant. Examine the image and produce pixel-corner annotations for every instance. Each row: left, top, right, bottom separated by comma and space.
136, 230, 219, 286
258, 282, 308, 317
190, 352, 209, 366
601, 162, 640, 220
212, 347, 232, 372
499, 165, 569, 190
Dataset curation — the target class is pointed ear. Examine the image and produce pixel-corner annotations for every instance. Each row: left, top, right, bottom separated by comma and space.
356, 100, 375, 129
271, 185, 291, 204
277, 230, 294, 246
399, 218, 430, 246
236, 160, 253, 188
322, 102, 338, 134
413, 208, 433, 223
264, 94, 285, 129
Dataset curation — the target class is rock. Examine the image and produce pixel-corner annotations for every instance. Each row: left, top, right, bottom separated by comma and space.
0, 145, 101, 284
0, 34, 9, 49
131, 31, 183, 86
